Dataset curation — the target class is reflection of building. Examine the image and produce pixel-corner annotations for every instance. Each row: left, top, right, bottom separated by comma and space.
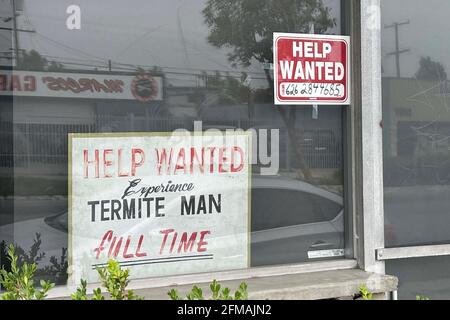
0, 69, 166, 174
0, 68, 344, 176
383, 78, 450, 158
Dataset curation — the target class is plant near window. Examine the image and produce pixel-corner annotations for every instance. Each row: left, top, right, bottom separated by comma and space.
353, 285, 373, 300
71, 280, 106, 300
71, 259, 142, 300
168, 280, 248, 300
71, 279, 88, 300
1, 233, 68, 286
416, 295, 431, 300
0, 244, 55, 300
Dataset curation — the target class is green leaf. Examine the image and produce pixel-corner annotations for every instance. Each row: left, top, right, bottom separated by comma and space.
168, 289, 181, 300
0, 242, 55, 300
210, 280, 221, 300
191, 286, 204, 300
358, 285, 373, 300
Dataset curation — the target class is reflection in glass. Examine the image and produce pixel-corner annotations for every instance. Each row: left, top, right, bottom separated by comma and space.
382, 0, 450, 248
0, 0, 344, 285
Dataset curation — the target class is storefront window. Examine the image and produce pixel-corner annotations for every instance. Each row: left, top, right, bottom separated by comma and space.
0, 0, 345, 285
382, 0, 450, 248
382, 0, 450, 299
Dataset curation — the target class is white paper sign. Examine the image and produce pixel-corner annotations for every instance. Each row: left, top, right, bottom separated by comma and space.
68, 132, 251, 285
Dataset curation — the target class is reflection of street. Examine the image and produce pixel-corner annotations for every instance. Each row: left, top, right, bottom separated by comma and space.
0, 197, 66, 228
12, 197, 67, 223
0, 197, 67, 250
385, 186, 450, 299
385, 186, 450, 246
387, 256, 450, 300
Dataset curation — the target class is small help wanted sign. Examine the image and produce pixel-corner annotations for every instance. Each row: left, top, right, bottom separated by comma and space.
273, 33, 350, 105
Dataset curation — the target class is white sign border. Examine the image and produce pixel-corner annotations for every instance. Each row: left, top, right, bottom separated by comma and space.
273, 32, 351, 106
67, 131, 253, 285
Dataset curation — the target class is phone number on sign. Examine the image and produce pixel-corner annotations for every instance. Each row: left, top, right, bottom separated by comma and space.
280, 82, 345, 99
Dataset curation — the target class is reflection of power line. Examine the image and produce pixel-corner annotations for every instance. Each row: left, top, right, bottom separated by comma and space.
13, 32, 269, 81
112, 25, 164, 60
112, 60, 266, 77
23, 13, 159, 33
385, 20, 410, 78
39, 54, 106, 65
34, 31, 107, 62
183, 40, 235, 72
0, 26, 33, 32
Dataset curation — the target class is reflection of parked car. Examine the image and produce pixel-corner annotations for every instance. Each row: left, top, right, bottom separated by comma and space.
251, 176, 397, 266
0, 176, 397, 271
251, 176, 344, 266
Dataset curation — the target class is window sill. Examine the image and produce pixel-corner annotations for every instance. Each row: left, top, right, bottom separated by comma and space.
47, 260, 356, 299
44, 260, 397, 300
132, 269, 398, 300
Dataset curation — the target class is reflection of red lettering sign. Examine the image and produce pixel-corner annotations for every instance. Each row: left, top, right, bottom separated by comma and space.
0, 73, 125, 94
42, 77, 124, 93
131, 74, 158, 102
0, 71, 163, 101
0, 74, 36, 92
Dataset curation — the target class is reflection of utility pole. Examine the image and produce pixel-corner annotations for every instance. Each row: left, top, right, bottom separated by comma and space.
11, 0, 19, 66
177, 7, 190, 69
385, 20, 410, 78
0, 0, 34, 65
0, 0, 35, 66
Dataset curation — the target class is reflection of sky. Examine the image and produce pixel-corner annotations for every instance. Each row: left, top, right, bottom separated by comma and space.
381, 0, 450, 78
1, 0, 340, 86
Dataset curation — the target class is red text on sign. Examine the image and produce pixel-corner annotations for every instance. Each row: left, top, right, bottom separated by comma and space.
83, 148, 145, 178
159, 229, 210, 254
94, 230, 147, 260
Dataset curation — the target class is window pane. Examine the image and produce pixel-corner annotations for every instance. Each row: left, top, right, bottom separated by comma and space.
252, 186, 343, 231
386, 256, 450, 300
382, 0, 450, 247
1, 0, 345, 284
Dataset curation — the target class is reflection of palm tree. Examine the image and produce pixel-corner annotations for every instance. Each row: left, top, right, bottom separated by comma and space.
202, 0, 336, 182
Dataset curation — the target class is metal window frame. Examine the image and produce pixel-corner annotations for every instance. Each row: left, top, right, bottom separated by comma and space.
377, 245, 450, 261
342, 0, 356, 262
370, 0, 450, 264
350, 0, 386, 274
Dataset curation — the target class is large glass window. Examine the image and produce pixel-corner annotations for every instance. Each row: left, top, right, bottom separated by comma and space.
382, 0, 450, 299
1, 0, 346, 285
382, 0, 450, 248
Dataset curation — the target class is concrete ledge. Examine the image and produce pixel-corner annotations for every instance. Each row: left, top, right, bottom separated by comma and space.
46, 260, 358, 299
134, 269, 398, 300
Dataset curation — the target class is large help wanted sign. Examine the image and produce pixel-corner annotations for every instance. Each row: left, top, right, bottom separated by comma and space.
68, 132, 251, 285
274, 33, 350, 105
